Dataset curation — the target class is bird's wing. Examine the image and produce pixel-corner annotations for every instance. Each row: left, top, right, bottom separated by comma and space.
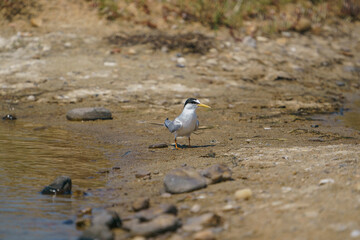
164, 118, 182, 133
195, 119, 199, 131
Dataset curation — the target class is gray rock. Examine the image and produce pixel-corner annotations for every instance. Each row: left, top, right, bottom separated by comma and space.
183, 213, 223, 232
78, 224, 114, 240
132, 197, 150, 212
66, 107, 112, 121
242, 36, 257, 48
41, 176, 72, 195
134, 204, 178, 221
92, 210, 122, 229
164, 167, 207, 194
200, 164, 232, 184
125, 214, 181, 237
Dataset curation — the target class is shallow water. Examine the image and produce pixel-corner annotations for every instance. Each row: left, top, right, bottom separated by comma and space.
0, 121, 111, 240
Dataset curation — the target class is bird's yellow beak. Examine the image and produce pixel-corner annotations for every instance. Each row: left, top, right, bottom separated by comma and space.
198, 103, 211, 108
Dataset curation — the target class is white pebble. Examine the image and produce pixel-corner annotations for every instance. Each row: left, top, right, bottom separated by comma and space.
235, 188, 252, 200
351, 230, 360, 238
319, 178, 335, 185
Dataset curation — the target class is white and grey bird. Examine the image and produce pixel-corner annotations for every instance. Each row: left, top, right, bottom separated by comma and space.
164, 98, 211, 149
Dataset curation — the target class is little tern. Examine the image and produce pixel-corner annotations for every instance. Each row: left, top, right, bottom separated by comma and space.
164, 98, 211, 149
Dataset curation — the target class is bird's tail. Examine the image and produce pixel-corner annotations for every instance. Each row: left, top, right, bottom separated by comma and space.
164, 118, 171, 129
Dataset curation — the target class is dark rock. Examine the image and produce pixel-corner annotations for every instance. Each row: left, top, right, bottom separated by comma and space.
41, 176, 72, 195
76, 218, 91, 230
92, 210, 122, 229
311, 124, 319, 128
164, 167, 207, 194
134, 204, 178, 221
132, 197, 150, 212
78, 224, 114, 240
66, 107, 112, 121
148, 143, 168, 149
200, 164, 232, 184
125, 214, 181, 237
63, 219, 74, 225
2, 114, 16, 120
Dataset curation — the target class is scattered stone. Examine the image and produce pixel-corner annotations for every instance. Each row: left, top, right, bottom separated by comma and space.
311, 124, 319, 128
104, 61, 117, 67
2, 114, 17, 120
148, 143, 168, 149
319, 178, 335, 185
242, 36, 256, 48
266, 70, 296, 81
164, 167, 207, 194
78, 224, 114, 240
201, 164, 232, 184
308, 137, 324, 142
66, 107, 112, 121
190, 204, 201, 213
200, 151, 216, 158
206, 58, 218, 66
135, 170, 151, 179
41, 176, 72, 195
132, 197, 150, 212
193, 229, 215, 240
30, 17, 43, 27
234, 188, 252, 200
27, 95, 36, 101
134, 204, 178, 221
92, 210, 122, 229
343, 66, 360, 73
351, 230, 360, 238
125, 214, 181, 237
76, 218, 92, 229
336, 81, 345, 87
63, 219, 74, 225
183, 213, 222, 232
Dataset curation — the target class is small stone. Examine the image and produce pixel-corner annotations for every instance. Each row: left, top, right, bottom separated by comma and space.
2, 114, 17, 120
125, 214, 181, 237
311, 124, 319, 128
66, 107, 112, 121
319, 178, 334, 185
336, 81, 345, 87
190, 204, 201, 213
27, 95, 36, 101
134, 204, 178, 222
164, 167, 207, 194
193, 229, 215, 240
92, 210, 122, 229
63, 219, 74, 225
128, 48, 137, 55
177, 57, 186, 65
30, 17, 42, 27
148, 143, 168, 149
135, 170, 151, 179
183, 213, 222, 232
64, 42, 72, 48
234, 188, 252, 200
41, 176, 72, 195
132, 197, 150, 212
104, 61, 117, 67
78, 224, 114, 240
200, 164, 232, 184
206, 58, 218, 66
76, 218, 91, 229
351, 230, 360, 238
242, 36, 256, 48
308, 137, 324, 142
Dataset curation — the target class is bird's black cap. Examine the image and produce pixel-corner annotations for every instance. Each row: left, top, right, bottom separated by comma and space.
184, 98, 200, 107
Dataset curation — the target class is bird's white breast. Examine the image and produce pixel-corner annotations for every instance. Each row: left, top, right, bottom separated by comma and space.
175, 108, 197, 137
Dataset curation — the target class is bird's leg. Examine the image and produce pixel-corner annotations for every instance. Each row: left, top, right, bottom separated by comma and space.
188, 136, 191, 148
175, 138, 180, 150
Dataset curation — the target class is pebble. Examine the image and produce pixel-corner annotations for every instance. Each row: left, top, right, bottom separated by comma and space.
135, 170, 151, 179
351, 230, 360, 238
183, 213, 222, 232
200, 164, 232, 184
134, 204, 178, 222
2, 114, 17, 120
148, 143, 168, 149
27, 95, 36, 101
125, 214, 181, 237
66, 107, 112, 121
77, 207, 92, 217
193, 229, 215, 240
41, 176, 72, 195
190, 204, 201, 213
206, 58, 218, 66
177, 57, 186, 65
295, 18, 312, 32
164, 167, 207, 194
132, 197, 150, 212
92, 210, 122, 229
242, 36, 256, 48
234, 188, 252, 200
76, 218, 92, 229
319, 178, 335, 185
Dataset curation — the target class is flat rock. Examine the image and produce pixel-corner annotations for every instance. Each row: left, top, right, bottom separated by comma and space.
125, 214, 181, 237
234, 188, 252, 200
132, 197, 150, 212
92, 210, 122, 229
66, 107, 112, 121
134, 204, 178, 221
164, 167, 207, 194
78, 224, 114, 240
41, 176, 72, 195
200, 164, 232, 184
183, 213, 223, 232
